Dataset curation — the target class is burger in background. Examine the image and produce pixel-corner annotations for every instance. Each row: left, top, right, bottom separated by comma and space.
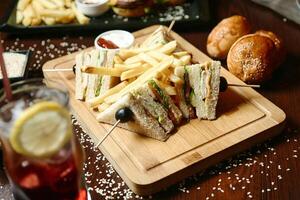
154, 0, 186, 6
109, 0, 187, 17
109, 0, 154, 17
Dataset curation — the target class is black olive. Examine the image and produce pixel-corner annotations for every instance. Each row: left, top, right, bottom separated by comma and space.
115, 107, 133, 123
219, 76, 228, 92
72, 64, 76, 74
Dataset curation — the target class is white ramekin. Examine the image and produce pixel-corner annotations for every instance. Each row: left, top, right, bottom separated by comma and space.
94, 30, 135, 51
75, 0, 109, 17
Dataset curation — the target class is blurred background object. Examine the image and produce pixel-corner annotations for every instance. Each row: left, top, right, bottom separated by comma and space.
252, 0, 300, 24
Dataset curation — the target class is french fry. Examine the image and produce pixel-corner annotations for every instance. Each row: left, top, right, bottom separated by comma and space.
165, 86, 177, 96
29, 3, 42, 26
105, 58, 174, 104
174, 66, 184, 77
120, 64, 151, 81
114, 55, 124, 64
16, 10, 24, 24
169, 73, 183, 84
81, 66, 125, 77
124, 54, 143, 65
180, 55, 192, 65
50, 0, 65, 8
37, 0, 58, 9
118, 49, 138, 60
147, 51, 170, 62
159, 72, 169, 83
17, 0, 31, 11
16, 0, 89, 27
31, 17, 42, 26
114, 62, 143, 70
71, 2, 90, 24
138, 53, 159, 67
161, 68, 172, 77
57, 12, 75, 24
158, 41, 177, 55
32, 0, 44, 15
42, 17, 56, 25
23, 4, 34, 18
127, 77, 136, 83
22, 16, 32, 26
118, 43, 163, 60
98, 103, 111, 112
39, 8, 71, 18
145, 42, 164, 51
22, 4, 34, 26
65, 0, 72, 7
87, 81, 128, 107
171, 57, 183, 68
173, 51, 189, 57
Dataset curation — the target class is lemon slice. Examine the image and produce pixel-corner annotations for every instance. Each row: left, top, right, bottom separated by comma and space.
10, 101, 72, 158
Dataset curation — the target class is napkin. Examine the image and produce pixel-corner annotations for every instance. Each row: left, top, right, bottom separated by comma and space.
252, 0, 300, 25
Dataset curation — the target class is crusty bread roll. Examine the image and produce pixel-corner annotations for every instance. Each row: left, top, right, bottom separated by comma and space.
227, 34, 278, 84
207, 15, 251, 59
255, 30, 285, 68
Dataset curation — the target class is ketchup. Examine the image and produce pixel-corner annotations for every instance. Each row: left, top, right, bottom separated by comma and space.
97, 37, 119, 49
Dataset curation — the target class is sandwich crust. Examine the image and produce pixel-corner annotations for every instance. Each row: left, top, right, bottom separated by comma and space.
132, 85, 174, 134
97, 94, 171, 141
187, 62, 220, 120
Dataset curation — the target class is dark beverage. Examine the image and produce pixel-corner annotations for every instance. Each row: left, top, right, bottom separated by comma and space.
0, 79, 86, 200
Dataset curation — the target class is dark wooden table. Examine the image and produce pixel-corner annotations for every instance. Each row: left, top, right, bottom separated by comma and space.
1, 0, 300, 199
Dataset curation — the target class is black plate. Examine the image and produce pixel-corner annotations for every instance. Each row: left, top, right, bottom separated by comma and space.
0, 0, 210, 34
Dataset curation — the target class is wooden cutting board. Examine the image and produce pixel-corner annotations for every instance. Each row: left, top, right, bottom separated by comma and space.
43, 25, 286, 195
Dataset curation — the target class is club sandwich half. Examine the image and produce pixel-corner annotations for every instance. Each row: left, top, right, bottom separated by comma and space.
97, 61, 221, 141
75, 49, 119, 100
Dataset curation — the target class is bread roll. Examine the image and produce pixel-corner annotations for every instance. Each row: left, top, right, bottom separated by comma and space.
255, 30, 285, 68
207, 15, 251, 59
227, 34, 278, 84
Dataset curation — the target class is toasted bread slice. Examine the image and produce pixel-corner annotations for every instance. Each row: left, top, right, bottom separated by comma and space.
187, 61, 221, 120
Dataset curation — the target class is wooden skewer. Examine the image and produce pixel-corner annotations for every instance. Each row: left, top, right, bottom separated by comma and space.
95, 120, 120, 148
0, 33, 13, 101
228, 83, 260, 88
43, 68, 73, 72
167, 20, 176, 34
95, 107, 133, 148
220, 77, 260, 92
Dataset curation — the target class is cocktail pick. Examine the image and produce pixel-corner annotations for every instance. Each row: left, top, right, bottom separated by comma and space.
167, 20, 176, 34
0, 33, 12, 101
219, 76, 260, 92
95, 107, 133, 148
43, 65, 76, 73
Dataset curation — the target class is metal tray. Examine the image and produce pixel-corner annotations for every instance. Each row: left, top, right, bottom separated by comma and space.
0, 0, 210, 34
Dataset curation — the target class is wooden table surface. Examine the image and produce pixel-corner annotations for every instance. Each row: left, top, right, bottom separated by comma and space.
1, 0, 300, 199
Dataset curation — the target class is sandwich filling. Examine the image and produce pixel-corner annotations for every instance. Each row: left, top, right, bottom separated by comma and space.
187, 62, 221, 120
131, 85, 174, 133
148, 79, 182, 125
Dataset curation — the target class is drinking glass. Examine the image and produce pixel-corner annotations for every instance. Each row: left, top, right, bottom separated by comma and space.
0, 79, 87, 200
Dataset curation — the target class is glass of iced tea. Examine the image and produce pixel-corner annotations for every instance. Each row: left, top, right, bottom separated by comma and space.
0, 79, 87, 200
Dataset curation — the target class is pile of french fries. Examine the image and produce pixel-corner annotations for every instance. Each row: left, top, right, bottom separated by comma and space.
81, 39, 192, 112
16, 0, 90, 26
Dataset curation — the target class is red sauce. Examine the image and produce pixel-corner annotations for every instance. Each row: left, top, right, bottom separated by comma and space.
97, 37, 119, 49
